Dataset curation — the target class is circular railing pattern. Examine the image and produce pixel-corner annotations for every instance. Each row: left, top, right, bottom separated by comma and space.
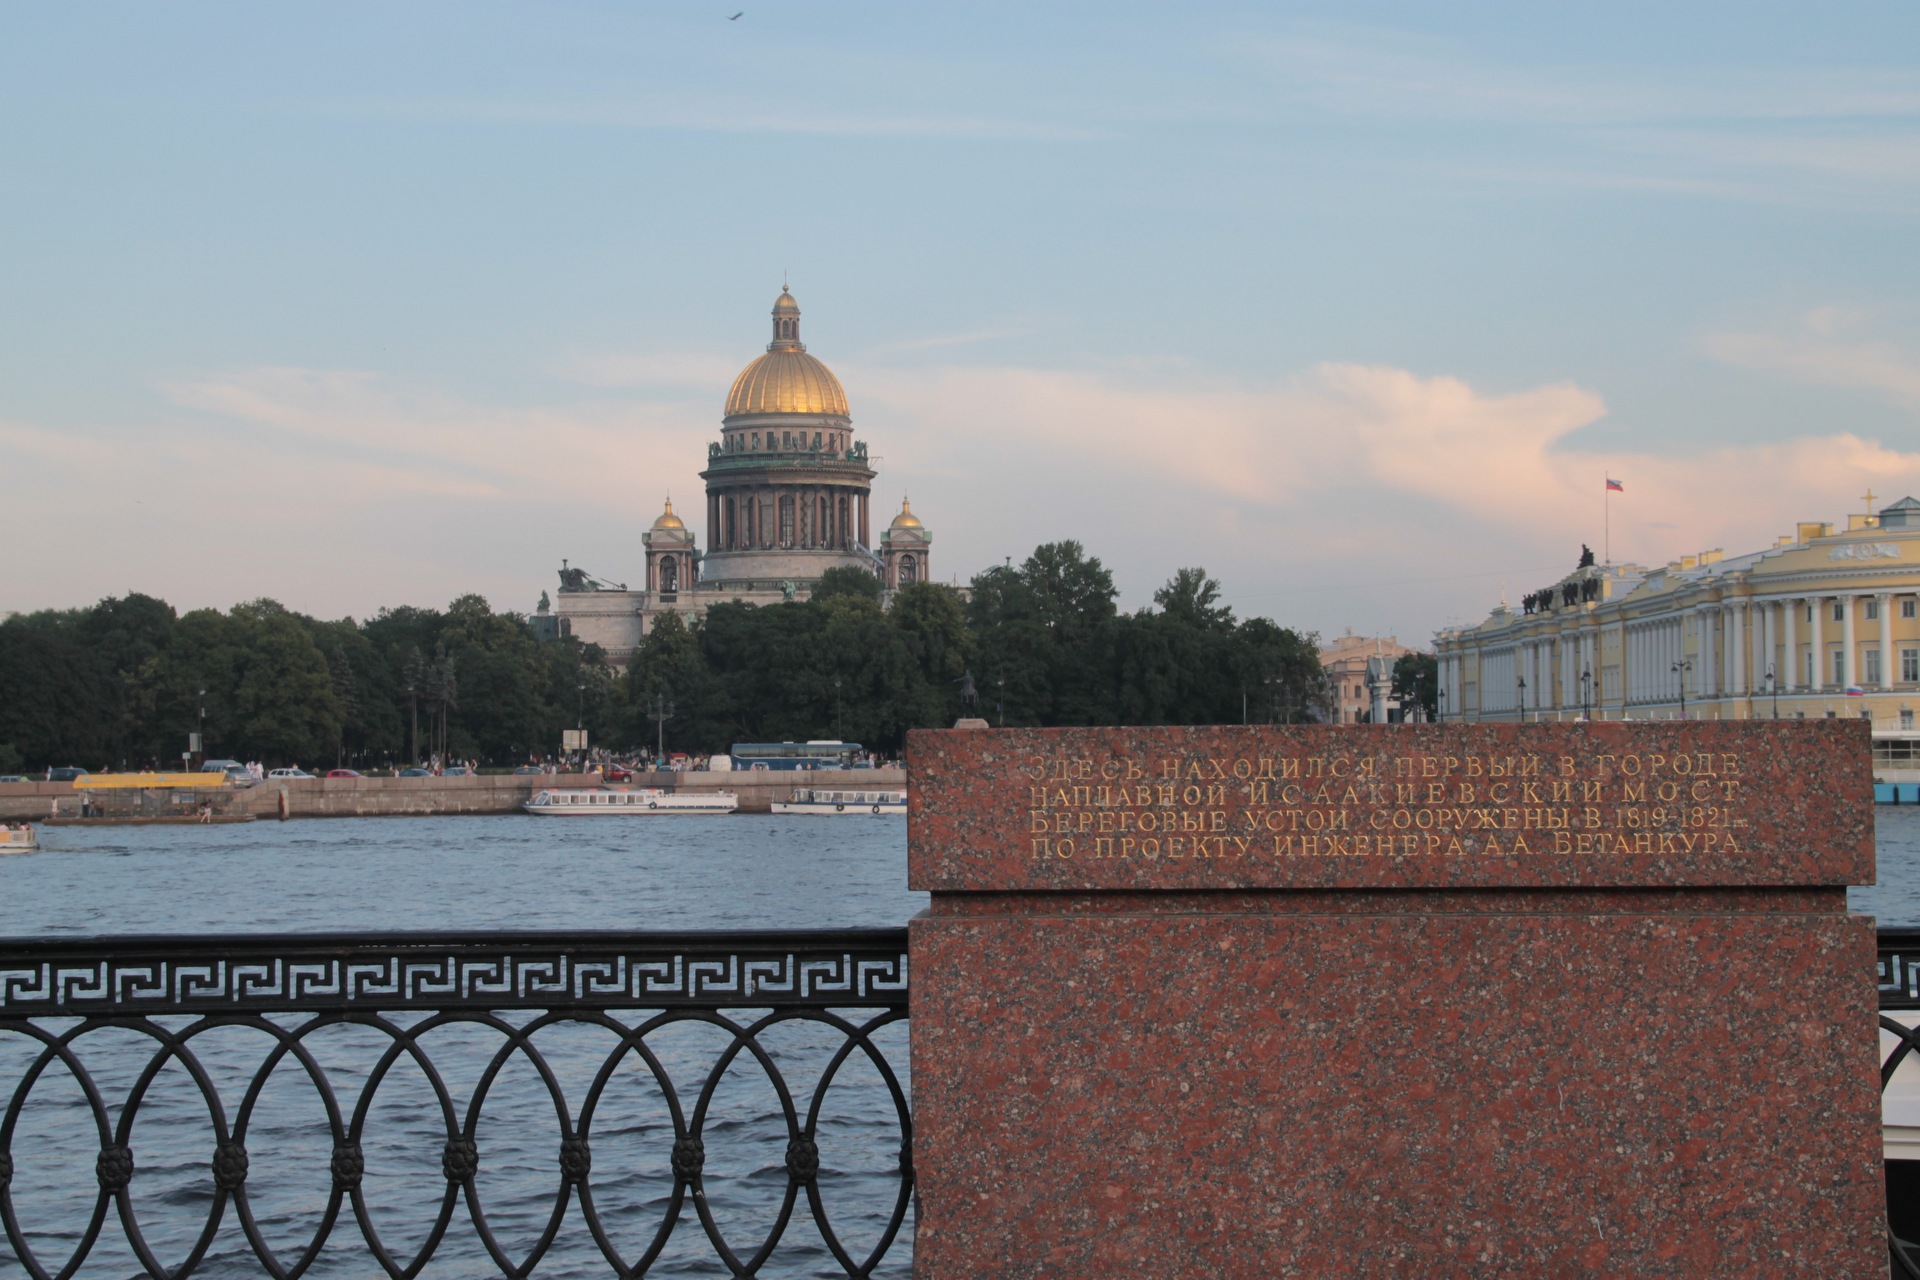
0, 1006, 911, 1279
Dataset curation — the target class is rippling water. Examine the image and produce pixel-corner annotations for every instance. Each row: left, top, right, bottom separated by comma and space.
0, 815, 924, 1279
5, 809, 1919, 1278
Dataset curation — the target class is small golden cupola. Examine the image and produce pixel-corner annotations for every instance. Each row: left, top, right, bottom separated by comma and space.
880, 496, 931, 589
642, 497, 696, 597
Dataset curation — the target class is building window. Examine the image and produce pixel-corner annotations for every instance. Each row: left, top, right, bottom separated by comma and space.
1866, 648, 1883, 685
779, 494, 795, 546
1905, 598, 1917, 619
1867, 599, 1881, 621
660, 557, 677, 593
1832, 601, 1845, 623
1806, 604, 1814, 623
751, 433, 759, 450
1832, 649, 1846, 684
900, 554, 918, 585
1904, 647, 1919, 683
813, 432, 822, 449
783, 431, 793, 449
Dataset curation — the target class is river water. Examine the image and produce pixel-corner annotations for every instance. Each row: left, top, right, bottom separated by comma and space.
3, 809, 1918, 1278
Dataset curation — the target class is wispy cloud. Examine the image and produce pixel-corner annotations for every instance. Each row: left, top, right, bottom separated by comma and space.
1703, 308, 1920, 412
372, 96, 1108, 143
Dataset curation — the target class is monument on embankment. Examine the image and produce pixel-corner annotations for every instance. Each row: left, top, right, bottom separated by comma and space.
906, 721, 1885, 1277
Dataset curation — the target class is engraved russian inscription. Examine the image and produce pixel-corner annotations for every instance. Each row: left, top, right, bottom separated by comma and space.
1023, 749, 1749, 864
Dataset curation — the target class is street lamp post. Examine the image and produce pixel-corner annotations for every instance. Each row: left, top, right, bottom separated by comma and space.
1767, 665, 1779, 719
577, 677, 586, 769
995, 676, 1005, 728
652, 690, 674, 765
197, 688, 206, 766
1516, 675, 1527, 722
833, 676, 843, 740
1580, 667, 1592, 721
1672, 658, 1692, 720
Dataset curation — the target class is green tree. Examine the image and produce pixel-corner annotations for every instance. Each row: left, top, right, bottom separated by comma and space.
1392, 652, 1439, 722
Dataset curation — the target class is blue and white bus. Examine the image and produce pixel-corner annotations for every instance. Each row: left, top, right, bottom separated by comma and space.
728, 741, 864, 771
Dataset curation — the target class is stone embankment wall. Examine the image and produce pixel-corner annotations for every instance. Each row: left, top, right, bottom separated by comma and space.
0, 769, 907, 820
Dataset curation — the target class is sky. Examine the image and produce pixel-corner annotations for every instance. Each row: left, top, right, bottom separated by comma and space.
4, 2, 1920, 645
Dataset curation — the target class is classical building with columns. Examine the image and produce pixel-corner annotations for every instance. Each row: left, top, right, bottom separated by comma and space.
1434, 495, 1920, 727
548, 288, 934, 664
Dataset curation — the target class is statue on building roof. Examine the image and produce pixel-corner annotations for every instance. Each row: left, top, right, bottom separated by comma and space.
1579, 544, 1596, 568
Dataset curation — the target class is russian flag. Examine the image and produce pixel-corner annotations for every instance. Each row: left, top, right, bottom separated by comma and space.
1846, 685, 1865, 697
1606, 478, 1625, 492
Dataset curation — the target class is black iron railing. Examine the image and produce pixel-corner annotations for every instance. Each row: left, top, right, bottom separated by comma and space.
0, 929, 912, 1279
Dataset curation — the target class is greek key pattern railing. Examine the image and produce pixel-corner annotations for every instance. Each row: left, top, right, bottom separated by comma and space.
0, 929, 910, 1015
0, 929, 912, 1279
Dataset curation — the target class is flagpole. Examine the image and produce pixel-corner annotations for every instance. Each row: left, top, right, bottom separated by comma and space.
1604, 476, 1610, 566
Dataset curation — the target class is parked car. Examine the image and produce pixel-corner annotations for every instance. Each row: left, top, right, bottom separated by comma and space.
398, 767, 432, 778
267, 767, 314, 780
603, 765, 634, 782
326, 769, 363, 778
442, 766, 475, 777
511, 765, 545, 776
46, 767, 89, 782
0, 775, 26, 784
201, 760, 257, 787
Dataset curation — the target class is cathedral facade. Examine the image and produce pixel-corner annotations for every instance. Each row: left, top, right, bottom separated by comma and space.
546, 289, 932, 664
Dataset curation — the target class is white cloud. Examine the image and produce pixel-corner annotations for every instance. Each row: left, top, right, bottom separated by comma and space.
1703, 311, 1920, 412
10, 352, 1919, 639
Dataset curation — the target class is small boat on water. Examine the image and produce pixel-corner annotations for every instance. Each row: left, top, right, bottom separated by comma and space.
523, 788, 737, 816
1, 824, 40, 854
771, 788, 907, 816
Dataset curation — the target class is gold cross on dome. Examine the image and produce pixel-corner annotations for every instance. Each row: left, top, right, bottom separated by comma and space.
1862, 487, 1879, 514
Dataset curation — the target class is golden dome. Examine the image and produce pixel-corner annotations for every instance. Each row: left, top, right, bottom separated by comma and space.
725, 348, 850, 417
890, 497, 922, 529
724, 287, 851, 418
653, 498, 685, 529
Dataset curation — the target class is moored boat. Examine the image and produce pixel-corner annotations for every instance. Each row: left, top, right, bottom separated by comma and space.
1, 824, 40, 853
770, 788, 907, 816
523, 788, 737, 816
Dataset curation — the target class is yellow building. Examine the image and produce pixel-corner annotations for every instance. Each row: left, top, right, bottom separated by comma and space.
1435, 496, 1920, 732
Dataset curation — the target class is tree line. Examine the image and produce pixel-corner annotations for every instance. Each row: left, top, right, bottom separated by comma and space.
0, 541, 1338, 773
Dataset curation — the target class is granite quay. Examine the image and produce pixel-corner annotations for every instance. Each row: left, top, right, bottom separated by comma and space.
0, 768, 907, 821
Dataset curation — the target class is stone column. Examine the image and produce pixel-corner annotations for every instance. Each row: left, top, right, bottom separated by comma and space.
1880, 592, 1896, 690
1810, 597, 1827, 690
1762, 601, 1778, 697
1730, 602, 1747, 700
1842, 595, 1858, 690
1784, 597, 1799, 691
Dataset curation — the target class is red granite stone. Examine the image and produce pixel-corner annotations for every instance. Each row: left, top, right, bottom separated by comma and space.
910, 905, 1885, 1278
905, 722, 1887, 1278
908, 722, 1875, 893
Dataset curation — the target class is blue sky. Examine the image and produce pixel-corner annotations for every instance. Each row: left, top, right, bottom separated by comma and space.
4, 2, 1919, 643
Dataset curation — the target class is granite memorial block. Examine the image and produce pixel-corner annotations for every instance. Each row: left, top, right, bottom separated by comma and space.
906, 722, 1884, 1278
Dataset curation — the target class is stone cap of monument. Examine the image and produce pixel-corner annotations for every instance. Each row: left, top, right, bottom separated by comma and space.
905, 721, 1874, 893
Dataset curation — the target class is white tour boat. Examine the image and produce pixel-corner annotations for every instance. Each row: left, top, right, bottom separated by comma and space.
523, 788, 737, 816
0, 824, 40, 854
771, 788, 907, 816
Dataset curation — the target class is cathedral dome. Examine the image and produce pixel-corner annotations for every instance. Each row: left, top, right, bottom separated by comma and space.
725, 350, 849, 417
724, 287, 851, 418
890, 497, 922, 529
652, 498, 685, 530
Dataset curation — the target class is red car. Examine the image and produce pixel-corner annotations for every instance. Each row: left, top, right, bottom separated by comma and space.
603, 765, 635, 782
326, 769, 363, 778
